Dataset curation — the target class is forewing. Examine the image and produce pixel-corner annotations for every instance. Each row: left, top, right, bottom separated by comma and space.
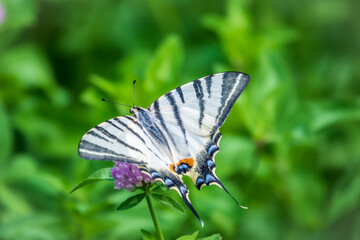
78, 116, 151, 165
148, 71, 250, 137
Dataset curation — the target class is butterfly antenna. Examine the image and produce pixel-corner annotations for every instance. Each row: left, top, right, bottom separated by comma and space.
102, 98, 132, 108
132, 80, 136, 107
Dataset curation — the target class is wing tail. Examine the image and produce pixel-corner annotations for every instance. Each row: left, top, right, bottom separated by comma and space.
209, 174, 248, 210
189, 139, 247, 209
148, 168, 204, 227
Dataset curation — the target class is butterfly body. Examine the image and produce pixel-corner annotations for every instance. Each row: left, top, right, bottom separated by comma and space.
132, 106, 174, 158
78, 71, 250, 226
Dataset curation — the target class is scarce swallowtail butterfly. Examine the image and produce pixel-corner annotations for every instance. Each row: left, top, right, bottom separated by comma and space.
78, 71, 250, 226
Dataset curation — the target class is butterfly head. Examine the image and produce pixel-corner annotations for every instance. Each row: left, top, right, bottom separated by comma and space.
129, 106, 144, 116
129, 106, 139, 115
130, 106, 155, 125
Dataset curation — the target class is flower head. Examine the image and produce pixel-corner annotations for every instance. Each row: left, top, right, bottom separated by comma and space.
111, 162, 153, 191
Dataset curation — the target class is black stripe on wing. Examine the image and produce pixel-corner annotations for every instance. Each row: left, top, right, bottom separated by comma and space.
105, 119, 124, 132
78, 140, 146, 164
153, 100, 177, 147
213, 72, 250, 132
87, 130, 110, 142
113, 117, 146, 145
94, 126, 144, 154
165, 92, 188, 145
205, 75, 212, 98
120, 116, 164, 162
193, 79, 205, 128
176, 86, 185, 103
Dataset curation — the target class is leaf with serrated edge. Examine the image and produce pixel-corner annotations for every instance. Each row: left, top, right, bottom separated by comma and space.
70, 168, 113, 193
151, 193, 185, 214
117, 193, 146, 211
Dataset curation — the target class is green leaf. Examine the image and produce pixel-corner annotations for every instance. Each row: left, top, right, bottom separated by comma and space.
0, 182, 32, 215
198, 234, 222, 240
311, 101, 360, 131
151, 184, 170, 194
176, 231, 199, 240
89, 74, 119, 97
151, 193, 185, 214
145, 34, 184, 92
0, 44, 55, 91
0, 100, 12, 165
329, 162, 360, 221
0, 0, 38, 36
117, 193, 146, 211
140, 229, 158, 240
70, 168, 113, 194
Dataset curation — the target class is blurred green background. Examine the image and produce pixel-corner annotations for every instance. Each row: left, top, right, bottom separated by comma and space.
1, 0, 360, 239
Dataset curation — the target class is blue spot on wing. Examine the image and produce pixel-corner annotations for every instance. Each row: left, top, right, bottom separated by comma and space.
179, 185, 188, 196
205, 173, 216, 184
165, 178, 174, 187
196, 177, 205, 189
177, 164, 184, 173
208, 144, 219, 156
150, 171, 161, 179
207, 159, 216, 170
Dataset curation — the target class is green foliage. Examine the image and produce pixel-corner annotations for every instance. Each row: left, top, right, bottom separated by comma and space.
176, 231, 221, 240
117, 193, 147, 211
151, 193, 185, 214
0, 100, 12, 165
140, 229, 158, 240
70, 167, 113, 194
198, 233, 221, 240
177, 231, 199, 240
0, 0, 359, 239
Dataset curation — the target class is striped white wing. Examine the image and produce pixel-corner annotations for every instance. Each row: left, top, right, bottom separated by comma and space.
147, 71, 250, 163
78, 116, 165, 166
148, 71, 250, 138
147, 72, 250, 215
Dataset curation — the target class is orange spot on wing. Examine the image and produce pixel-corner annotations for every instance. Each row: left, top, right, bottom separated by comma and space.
177, 157, 194, 167
170, 164, 176, 173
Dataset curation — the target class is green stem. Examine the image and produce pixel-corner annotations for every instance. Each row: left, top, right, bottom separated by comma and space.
145, 194, 164, 240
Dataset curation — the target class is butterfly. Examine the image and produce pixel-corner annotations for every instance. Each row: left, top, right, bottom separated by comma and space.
78, 71, 250, 226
